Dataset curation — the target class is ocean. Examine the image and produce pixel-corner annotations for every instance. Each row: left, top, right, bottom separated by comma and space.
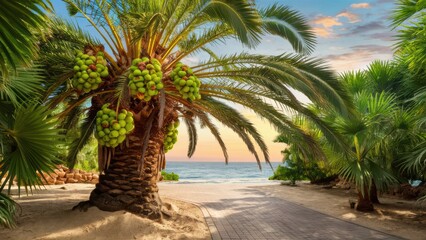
163, 161, 281, 183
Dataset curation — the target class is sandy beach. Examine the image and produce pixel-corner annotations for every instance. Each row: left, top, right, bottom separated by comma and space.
1, 182, 425, 240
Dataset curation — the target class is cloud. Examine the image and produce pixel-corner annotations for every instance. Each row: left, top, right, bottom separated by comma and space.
375, 0, 394, 4
337, 10, 360, 23
323, 44, 393, 72
338, 21, 385, 37
351, 3, 371, 9
311, 16, 342, 28
312, 27, 333, 38
182, 56, 200, 65
310, 16, 342, 38
350, 44, 393, 53
367, 32, 395, 41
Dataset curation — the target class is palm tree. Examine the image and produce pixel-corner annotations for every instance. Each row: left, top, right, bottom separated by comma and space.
38, 0, 352, 219
0, 0, 58, 228
324, 64, 421, 211
392, 0, 426, 189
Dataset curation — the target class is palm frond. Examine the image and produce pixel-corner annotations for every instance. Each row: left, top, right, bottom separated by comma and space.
391, 0, 425, 27
0, 193, 17, 228
0, 66, 44, 105
65, 107, 97, 169
184, 117, 197, 158
195, 97, 266, 169
0, 103, 62, 194
196, 111, 229, 163
259, 4, 316, 54
0, 0, 50, 73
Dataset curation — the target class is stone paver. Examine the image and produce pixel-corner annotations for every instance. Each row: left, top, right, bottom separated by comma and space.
159, 183, 403, 240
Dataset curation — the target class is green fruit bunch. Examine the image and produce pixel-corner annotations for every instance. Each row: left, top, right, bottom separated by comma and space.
128, 57, 164, 101
72, 51, 109, 93
164, 120, 179, 153
170, 62, 201, 101
94, 104, 135, 148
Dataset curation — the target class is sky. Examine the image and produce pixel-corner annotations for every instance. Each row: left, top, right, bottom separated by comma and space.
52, 0, 397, 163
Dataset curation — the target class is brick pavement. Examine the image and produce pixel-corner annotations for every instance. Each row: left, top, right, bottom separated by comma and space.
159, 183, 403, 240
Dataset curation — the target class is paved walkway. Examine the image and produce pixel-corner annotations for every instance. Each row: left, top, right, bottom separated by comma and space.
159, 183, 402, 240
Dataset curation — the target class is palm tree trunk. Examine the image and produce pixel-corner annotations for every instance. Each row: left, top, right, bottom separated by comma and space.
356, 186, 374, 212
88, 131, 164, 219
370, 181, 380, 204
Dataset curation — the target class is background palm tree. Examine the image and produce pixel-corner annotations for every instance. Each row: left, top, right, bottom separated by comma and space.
0, 0, 58, 228
392, 0, 426, 184
36, 0, 352, 219
278, 60, 423, 211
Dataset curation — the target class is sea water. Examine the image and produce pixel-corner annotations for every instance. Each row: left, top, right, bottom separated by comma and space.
163, 161, 281, 184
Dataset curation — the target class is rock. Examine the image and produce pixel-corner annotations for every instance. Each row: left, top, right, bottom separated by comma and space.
55, 180, 65, 185
74, 173, 82, 180
66, 178, 78, 184
65, 173, 75, 179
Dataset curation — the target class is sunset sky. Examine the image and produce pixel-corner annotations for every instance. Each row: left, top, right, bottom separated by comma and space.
53, 0, 397, 163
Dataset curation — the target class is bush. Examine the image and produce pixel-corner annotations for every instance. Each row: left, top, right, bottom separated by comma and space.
269, 160, 306, 185
161, 171, 179, 181
269, 158, 337, 185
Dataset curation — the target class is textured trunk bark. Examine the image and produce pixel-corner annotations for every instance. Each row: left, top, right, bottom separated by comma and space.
369, 181, 380, 204
88, 130, 164, 219
356, 186, 374, 212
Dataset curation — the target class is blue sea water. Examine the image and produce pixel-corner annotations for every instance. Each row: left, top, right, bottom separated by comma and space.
163, 161, 281, 183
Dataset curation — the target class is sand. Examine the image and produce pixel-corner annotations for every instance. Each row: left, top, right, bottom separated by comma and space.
1, 182, 425, 240
0, 184, 210, 240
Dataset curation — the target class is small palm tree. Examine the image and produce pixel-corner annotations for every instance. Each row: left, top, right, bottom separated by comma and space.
34, 0, 351, 219
0, 0, 60, 228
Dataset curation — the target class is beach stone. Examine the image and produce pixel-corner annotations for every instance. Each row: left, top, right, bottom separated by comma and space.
66, 178, 78, 183
65, 173, 75, 179
55, 180, 65, 185
74, 173, 82, 180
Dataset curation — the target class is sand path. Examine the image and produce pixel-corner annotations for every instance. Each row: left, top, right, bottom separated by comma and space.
160, 182, 403, 240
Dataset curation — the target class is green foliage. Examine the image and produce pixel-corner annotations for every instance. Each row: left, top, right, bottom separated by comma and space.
73, 136, 99, 172
269, 161, 306, 185
269, 148, 336, 185
0, 0, 51, 74
0, 193, 16, 228
161, 171, 179, 181
0, 104, 63, 192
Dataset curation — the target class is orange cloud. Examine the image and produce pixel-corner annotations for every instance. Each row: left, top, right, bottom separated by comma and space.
312, 27, 333, 38
312, 16, 342, 28
337, 11, 360, 23
311, 16, 342, 38
350, 3, 371, 8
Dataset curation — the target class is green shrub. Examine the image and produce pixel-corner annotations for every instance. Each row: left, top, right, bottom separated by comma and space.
161, 171, 179, 181
269, 160, 306, 185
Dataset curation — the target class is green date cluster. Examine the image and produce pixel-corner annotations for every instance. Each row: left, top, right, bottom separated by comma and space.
128, 57, 164, 101
95, 104, 134, 148
164, 120, 179, 153
72, 51, 109, 93
170, 62, 201, 101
